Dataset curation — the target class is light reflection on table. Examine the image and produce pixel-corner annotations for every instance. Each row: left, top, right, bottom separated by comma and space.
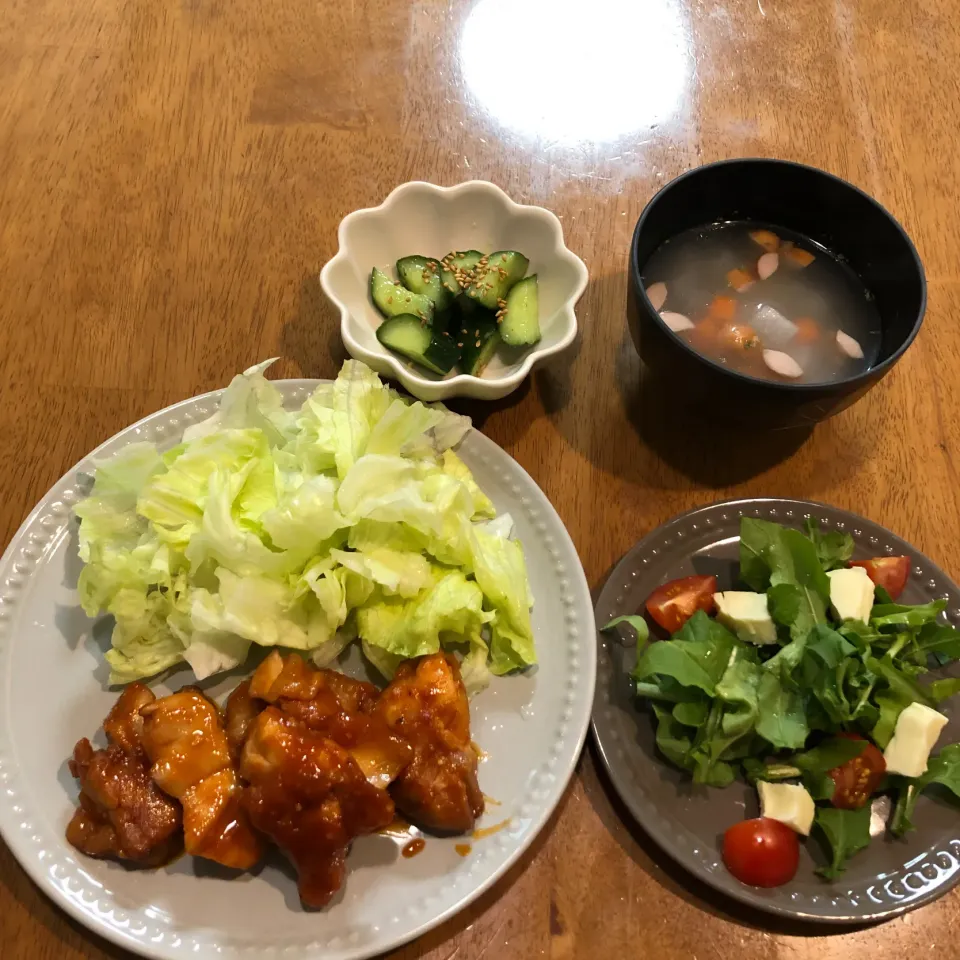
459, 0, 692, 146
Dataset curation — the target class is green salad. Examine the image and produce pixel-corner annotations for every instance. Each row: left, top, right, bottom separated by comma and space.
74, 359, 535, 692
607, 516, 960, 886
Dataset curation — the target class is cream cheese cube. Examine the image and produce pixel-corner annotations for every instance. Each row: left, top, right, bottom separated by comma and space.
757, 781, 815, 836
714, 591, 777, 645
827, 567, 875, 623
883, 702, 949, 778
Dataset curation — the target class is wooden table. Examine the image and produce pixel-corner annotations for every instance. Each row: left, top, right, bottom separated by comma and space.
2, 0, 959, 956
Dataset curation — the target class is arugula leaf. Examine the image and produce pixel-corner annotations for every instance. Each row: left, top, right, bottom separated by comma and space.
867, 657, 936, 707
604, 614, 650, 648
890, 743, 960, 836
674, 608, 740, 647
739, 518, 830, 630
874, 585, 894, 605
930, 678, 960, 702
866, 656, 937, 747
814, 806, 872, 879
604, 615, 651, 675
871, 600, 947, 630
690, 651, 762, 779
635, 676, 707, 704
651, 703, 697, 772
673, 700, 710, 727
792, 626, 870, 729
767, 583, 812, 644
652, 700, 736, 787
805, 518, 855, 571
739, 517, 777, 591
806, 773, 840, 801
742, 758, 801, 783
719, 732, 767, 762
837, 618, 878, 654
755, 671, 809, 749
743, 738, 866, 798
633, 611, 737, 694
872, 694, 904, 749
805, 624, 856, 668
774, 528, 831, 622
915, 621, 960, 664
793, 736, 867, 775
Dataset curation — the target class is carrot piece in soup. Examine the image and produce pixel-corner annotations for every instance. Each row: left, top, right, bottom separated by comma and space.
782, 242, 815, 267
707, 295, 737, 322
749, 229, 780, 252
727, 267, 755, 292
793, 317, 821, 344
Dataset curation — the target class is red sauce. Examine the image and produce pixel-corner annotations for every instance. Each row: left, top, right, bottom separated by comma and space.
455, 843, 472, 857
472, 818, 512, 841
378, 818, 414, 840
402, 838, 426, 858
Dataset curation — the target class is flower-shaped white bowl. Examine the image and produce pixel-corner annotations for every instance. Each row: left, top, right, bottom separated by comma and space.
320, 181, 589, 401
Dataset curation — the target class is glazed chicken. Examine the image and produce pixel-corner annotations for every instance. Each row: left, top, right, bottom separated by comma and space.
66, 683, 182, 864
140, 688, 262, 869
224, 680, 265, 761
249, 650, 413, 788
375, 652, 484, 833
65, 651, 484, 907
240, 707, 395, 907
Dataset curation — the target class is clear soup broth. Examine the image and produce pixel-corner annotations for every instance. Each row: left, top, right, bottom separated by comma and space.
641, 221, 881, 384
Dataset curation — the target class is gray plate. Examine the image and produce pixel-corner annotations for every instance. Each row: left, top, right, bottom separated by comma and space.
592, 497, 960, 923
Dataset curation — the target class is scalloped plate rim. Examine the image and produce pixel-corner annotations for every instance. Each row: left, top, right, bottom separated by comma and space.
591, 496, 960, 924
0, 378, 596, 960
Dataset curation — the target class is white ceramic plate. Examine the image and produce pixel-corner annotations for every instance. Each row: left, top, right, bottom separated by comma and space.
320, 181, 589, 402
0, 380, 595, 960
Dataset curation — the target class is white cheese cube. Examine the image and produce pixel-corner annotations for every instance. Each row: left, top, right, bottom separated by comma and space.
883, 702, 949, 778
757, 781, 815, 836
714, 591, 777, 645
827, 567, 875, 623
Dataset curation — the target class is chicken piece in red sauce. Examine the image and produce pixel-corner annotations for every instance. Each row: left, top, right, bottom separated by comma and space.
375, 652, 484, 834
250, 651, 413, 789
224, 680, 265, 761
240, 707, 395, 908
140, 688, 262, 870
65, 683, 182, 864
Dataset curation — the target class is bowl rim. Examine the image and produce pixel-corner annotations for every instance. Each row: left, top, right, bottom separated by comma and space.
320, 179, 589, 395
630, 157, 927, 393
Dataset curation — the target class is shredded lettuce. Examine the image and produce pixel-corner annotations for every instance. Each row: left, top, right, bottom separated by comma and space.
73, 360, 536, 686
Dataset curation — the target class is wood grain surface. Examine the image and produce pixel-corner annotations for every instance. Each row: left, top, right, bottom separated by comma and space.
2, 0, 960, 956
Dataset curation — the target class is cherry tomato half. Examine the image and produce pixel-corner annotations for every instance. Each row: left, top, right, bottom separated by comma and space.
722, 817, 800, 888
849, 556, 910, 601
645, 575, 718, 633
829, 733, 886, 809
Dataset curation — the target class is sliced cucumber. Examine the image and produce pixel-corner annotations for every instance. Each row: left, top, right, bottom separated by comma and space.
376, 314, 459, 375
440, 250, 485, 292
499, 274, 540, 346
466, 251, 530, 309
396, 256, 455, 312
458, 308, 501, 376
370, 268, 434, 324
439, 263, 459, 296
